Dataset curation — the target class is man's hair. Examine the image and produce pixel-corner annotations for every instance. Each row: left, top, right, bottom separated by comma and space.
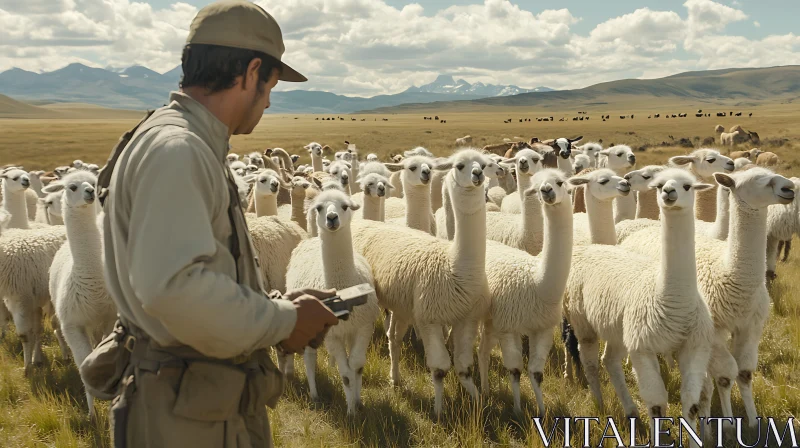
180, 44, 283, 93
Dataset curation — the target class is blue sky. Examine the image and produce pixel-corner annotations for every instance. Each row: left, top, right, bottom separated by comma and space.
2, 0, 798, 96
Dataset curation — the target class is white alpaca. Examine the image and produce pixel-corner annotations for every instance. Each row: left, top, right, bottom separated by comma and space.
46, 171, 116, 418
304, 142, 326, 172
35, 191, 65, 226
285, 191, 380, 414
2, 168, 38, 229
352, 162, 393, 222
765, 177, 800, 278
571, 153, 592, 174
500, 150, 546, 214
565, 168, 714, 441
383, 156, 436, 233
670, 149, 734, 223
327, 161, 352, 196
277, 176, 314, 231
598, 145, 637, 223
617, 168, 795, 427
350, 149, 492, 416
366, 153, 378, 162
576, 142, 602, 167
479, 169, 574, 415
570, 169, 631, 246
624, 165, 666, 220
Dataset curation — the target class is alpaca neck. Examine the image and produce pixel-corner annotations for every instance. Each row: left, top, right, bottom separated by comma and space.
635, 189, 659, 220
658, 208, 698, 292
311, 154, 323, 172
2, 184, 29, 229
584, 188, 617, 245
708, 187, 730, 241
520, 191, 543, 247
65, 206, 103, 271
350, 166, 361, 194
362, 194, 383, 222
725, 195, 768, 279
254, 193, 278, 217
516, 173, 533, 199
534, 198, 574, 297
695, 181, 717, 222
290, 190, 307, 230
556, 157, 573, 176
487, 177, 499, 189
29, 179, 44, 198
431, 172, 445, 212
449, 176, 486, 276
404, 183, 432, 232
320, 226, 356, 286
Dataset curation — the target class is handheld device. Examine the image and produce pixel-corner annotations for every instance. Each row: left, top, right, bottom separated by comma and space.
321, 283, 373, 320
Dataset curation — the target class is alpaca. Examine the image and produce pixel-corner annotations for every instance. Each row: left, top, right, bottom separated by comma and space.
352, 162, 393, 222
305, 142, 326, 172
598, 145, 637, 223
571, 153, 592, 174
623, 165, 666, 220
350, 149, 492, 416
46, 171, 116, 418
576, 142, 602, 167
570, 169, 631, 246
277, 176, 314, 231
285, 191, 380, 414
1, 168, 36, 229
479, 169, 574, 415
670, 149, 734, 222
327, 161, 352, 196
35, 191, 65, 226
500, 150, 546, 214
550, 137, 580, 176
766, 177, 800, 279
384, 155, 436, 233
564, 168, 714, 441
617, 168, 796, 427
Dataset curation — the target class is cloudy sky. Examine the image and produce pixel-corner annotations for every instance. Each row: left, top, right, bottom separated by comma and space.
1, 0, 798, 97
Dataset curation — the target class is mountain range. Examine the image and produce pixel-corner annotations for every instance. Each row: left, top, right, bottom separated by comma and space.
0, 64, 552, 114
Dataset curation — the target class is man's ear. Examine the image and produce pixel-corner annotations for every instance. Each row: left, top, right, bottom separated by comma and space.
243, 58, 262, 90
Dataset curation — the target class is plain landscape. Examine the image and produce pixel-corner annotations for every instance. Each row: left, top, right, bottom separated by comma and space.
1, 65, 800, 447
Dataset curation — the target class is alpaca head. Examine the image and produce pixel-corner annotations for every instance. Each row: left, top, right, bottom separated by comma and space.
714, 125, 725, 134
366, 153, 379, 162
328, 161, 352, 189
624, 165, 667, 192
733, 158, 753, 171
435, 149, 491, 189
649, 168, 712, 212
42, 170, 97, 212
529, 169, 570, 205
577, 142, 603, 162
54, 166, 71, 178
748, 148, 763, 160
385, 155, 434, 188
73, 159, 84, 169
246, 169, 288, 198
289, 176, 312, 198
226, 153, 240, 163
670, 149, 734, 179
483, 157, 507, 180
550, 136, 582, 160
358, 171, 393, 198
572, 154, 592, 174
404, 146, 434, 158
247, 152, 265, 169
42, 190, 65, 219
0, 168, 30, 194
599, 145, 636, 171
569, 168, 630, 201
312, 190, 360, 233
305, 142, 324, 158
502, 148, 542, 177
714, 168, 795, 209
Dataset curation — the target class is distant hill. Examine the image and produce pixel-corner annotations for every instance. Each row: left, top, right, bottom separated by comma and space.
0, 93, 57, 118
0, 64, 553, 114
362, 65, 800, 113
0, 93, 143, 119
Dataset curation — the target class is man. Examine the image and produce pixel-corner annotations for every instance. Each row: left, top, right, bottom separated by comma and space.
100, 1, 337, 446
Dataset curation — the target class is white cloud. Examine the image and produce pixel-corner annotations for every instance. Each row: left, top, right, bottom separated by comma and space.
754, 20, 760, 27
0, 0, 798, 96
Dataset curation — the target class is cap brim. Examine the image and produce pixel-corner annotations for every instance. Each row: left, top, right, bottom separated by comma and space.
280, 62, 307, 82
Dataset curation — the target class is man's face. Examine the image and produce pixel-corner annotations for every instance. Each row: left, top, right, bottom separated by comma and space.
234, 63, 279, 135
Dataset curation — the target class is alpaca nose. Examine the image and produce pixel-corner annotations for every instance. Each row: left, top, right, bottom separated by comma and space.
617, 180, 631, 195
471, 167, 484, 185
725, 160, 735, 171
623, 172, 634, 181
540, 185, 556, 203
560, 149, 571, 159
84, 188, 95, 204
20, 177, 30, 188
341, 173, 349, 185
377, 183, 386, 196
270, 179, 279, 193
627, 154, 636, 165
420, 167, 431, 183
662, 187, 678, 204
518, 159, 529, 173
326, 212, 340, 229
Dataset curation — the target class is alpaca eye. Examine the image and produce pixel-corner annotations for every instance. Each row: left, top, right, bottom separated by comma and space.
617, 154, 623, 157
409, 166, 417, 172
12, 177, 18, 181
656, 184, 664, 189
480, 164, 486, 170
707, 158, 716, 163
556, 181, 564, 187
456, 163, 465, 170
316, 205, 322, 212
642, 175, 651, 180
342, 204, 349, 211
598, 179, 609, 185
684, 185, 691, 191
69, 184, 78, 192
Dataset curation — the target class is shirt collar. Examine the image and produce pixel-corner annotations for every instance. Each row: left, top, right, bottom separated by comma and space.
168, 91, 230, 160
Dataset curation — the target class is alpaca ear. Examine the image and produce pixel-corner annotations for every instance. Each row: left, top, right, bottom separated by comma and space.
522, 186, 538, 196
385, 163, 404, 172
714, 172, 735, 189
569, 176, 590, 186
311, 177, 323, 189
569, 136, 583, 144
241, 174, 257, 184
693, 183, 714, 191
670, 155, 695, 166
598, 149, 611, 156
42, 182, 64, 193
348, 201, 361, 211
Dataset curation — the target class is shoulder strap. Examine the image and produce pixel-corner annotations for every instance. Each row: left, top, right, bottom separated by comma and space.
97, 110, 156, 207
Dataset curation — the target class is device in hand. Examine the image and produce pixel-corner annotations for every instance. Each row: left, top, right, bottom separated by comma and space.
322, 283, 373, 320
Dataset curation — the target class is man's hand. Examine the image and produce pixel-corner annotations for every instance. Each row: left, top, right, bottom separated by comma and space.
278, 295, 339, 354
282, 288, 336, 302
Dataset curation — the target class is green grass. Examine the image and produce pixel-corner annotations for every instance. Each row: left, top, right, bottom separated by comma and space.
0, 108, 799, 446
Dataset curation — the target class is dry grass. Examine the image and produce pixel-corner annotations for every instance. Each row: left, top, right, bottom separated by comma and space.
0, 104, 798, 447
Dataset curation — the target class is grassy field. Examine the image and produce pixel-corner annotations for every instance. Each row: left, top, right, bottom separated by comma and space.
0, 104, 799, 447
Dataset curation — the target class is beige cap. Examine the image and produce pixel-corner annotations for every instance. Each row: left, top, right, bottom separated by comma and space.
186, 0, 307, 82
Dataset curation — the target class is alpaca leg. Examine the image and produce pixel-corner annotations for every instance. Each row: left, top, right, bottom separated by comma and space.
766, 235, 779, 280
782, 240, 791, 262
777, 240, 785, 262
8, 299, 36, 375
707, 337, 737, 420
62, 325, 96, 417
50, 313, 70, 360
477, 321, 499, 394
573, 325, 604, 411
31, 306, 45, 366
677, 345, 712, 448
302, 348, 320, 401
326, 337, 356, 414
348, 325, 372, 410
602, 342, 637, 418
388, 314, 411, 387
0, 300, 10, 338
526, 329, 553, 417
629, 352, 668, 442
730, 325, 762, 427
418, 322, 451, 418
498, 332, 523, 414
450, 318, 479, 400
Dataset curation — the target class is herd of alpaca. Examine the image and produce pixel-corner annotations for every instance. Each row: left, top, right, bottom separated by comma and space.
0, 136, 796, 442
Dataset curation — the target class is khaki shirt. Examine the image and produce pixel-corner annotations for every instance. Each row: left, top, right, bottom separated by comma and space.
103, 91, 297, 360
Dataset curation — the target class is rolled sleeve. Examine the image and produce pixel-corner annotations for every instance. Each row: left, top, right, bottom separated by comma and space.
126, 135, 296, 358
